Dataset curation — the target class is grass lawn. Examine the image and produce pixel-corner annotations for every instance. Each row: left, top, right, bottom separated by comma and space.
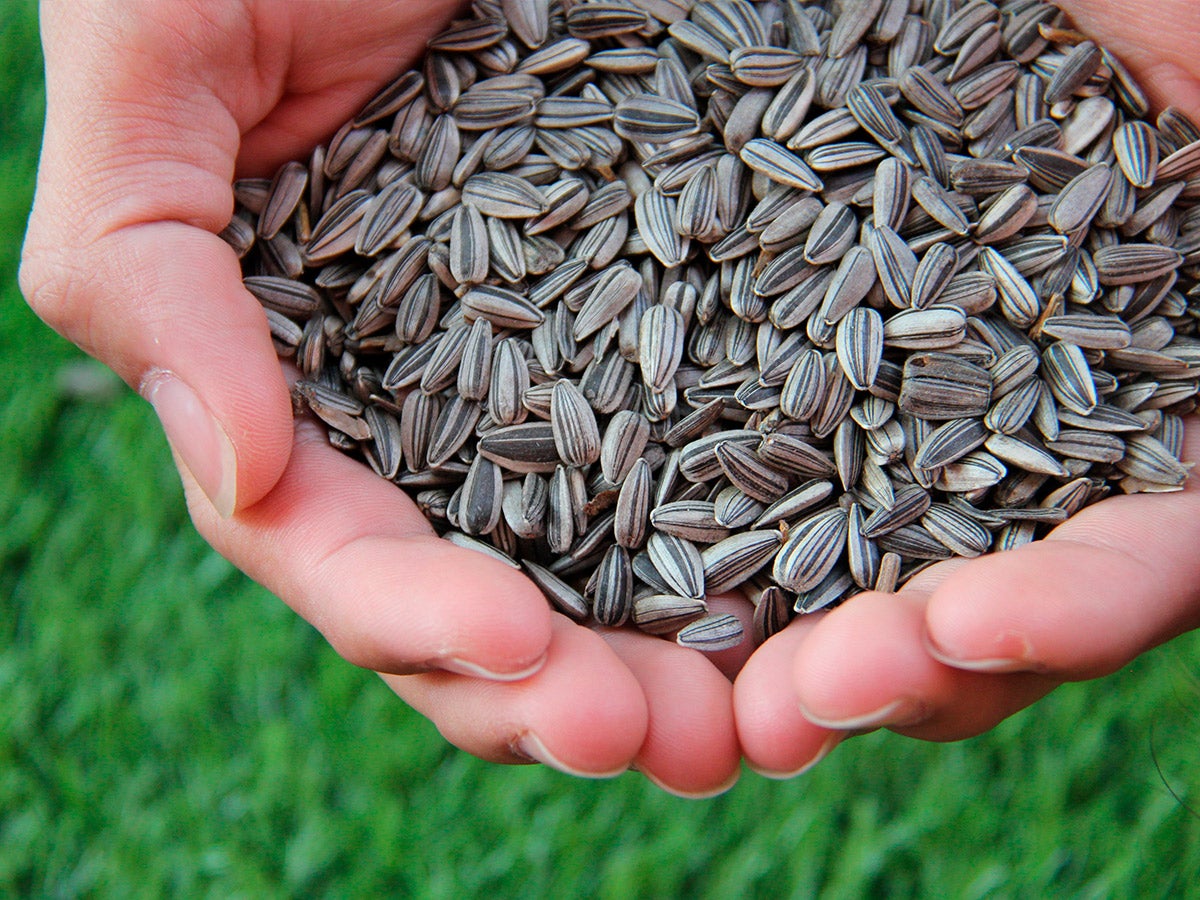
1, 3, 1198, 896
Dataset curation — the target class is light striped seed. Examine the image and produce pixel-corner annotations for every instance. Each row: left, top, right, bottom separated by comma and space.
463, 284, 545, 329
647, 532, 706, 600
1117, 434, 1191, 486
984, 433, 1071, 478
841, 504, 880, 589
457, 316, 494, 402
714, 487, 765, 530
884, 307, 968, 350
1042, 341, 1099, 415
836, 308, 884, 391
985, 379, 1042, 435
873, 157, 912, 232
714, 441, 790, 503
914, 417, 989, 470
550, 379, 600, 466
462, 173, 549, 218
911, 176, 971, 236
978, 247, 1042, 328
1041, 315, 1132, 350
614, 95, 700, 143
870, 225, 919, 310
773, 507, 849, 593
739, 139, 824, 192
921, 503, 992, 557
676, 614, 744, 652
650, 501, 730, 544
1093, 245, 1183, 286
635, 190, 687, 267
638, 304, 686, 392
702, 530, 783, 593
614, 457, 651, 549
427, 396, 482, 468
910, 243, 960, 309
633, 594, 708, 635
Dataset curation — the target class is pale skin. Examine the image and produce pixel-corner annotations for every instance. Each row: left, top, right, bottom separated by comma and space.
19, 0, 1200, 796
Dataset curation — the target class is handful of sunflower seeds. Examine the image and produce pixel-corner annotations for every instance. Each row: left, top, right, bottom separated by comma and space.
224, 0, 1199, 653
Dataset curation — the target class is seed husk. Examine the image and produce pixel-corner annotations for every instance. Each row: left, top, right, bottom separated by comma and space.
676, 613, 745, 652
773, 507, 849, 593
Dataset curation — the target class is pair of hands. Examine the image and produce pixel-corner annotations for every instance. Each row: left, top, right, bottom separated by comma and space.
21, 0, 1200, 796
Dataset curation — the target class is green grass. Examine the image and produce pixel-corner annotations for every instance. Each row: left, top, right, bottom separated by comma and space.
2, 3, 1199, 896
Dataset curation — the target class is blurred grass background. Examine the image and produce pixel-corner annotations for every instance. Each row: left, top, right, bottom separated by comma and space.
2, 2, 1199, 895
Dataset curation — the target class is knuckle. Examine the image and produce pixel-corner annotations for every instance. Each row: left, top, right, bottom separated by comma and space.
18, 235, 96, 342
325, 629, 392, 673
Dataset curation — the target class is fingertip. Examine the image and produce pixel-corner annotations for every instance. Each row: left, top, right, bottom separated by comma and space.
339, 536, 557, 679
640, 766, 741, 799
733, 618, 838, 777
600, 627, 741, 796
922, 554, 1044, 672
746, 732, 843, 780
790, 591, 939, 727
514, 620, 649, 775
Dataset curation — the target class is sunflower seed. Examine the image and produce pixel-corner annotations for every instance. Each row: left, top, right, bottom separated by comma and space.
1042, 341, 1099, 415
740, 139, 824, 192
633, 593, 708, 635
773, 507, 849, 593
649, 500, 729, 544
702, 530, 783, 594
922, 503, 992, 557
673, 613, 743, 651
984, 433, 1071, 478
648, 531, 706, 600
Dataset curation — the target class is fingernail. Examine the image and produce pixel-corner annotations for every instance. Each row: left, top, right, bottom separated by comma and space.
144, 370, 237, 518
640, 767, 741, 799
441, 651, 547, 682
925, 630, 1036, 673
512, 732, 627, 779
799, 698, 926, 731
749, 733, 843, 780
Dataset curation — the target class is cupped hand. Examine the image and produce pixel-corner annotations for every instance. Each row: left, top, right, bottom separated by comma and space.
735, 0, 1200, 778
20, 0, 746, 796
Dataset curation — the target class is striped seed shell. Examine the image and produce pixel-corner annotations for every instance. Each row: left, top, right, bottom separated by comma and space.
647, 531, 706, 600
676, 614, 745, 651
550, 379, 601, 466
772, 507, 849, 593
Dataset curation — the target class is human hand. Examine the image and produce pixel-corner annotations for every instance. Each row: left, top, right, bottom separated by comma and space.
734, 0, 1200, 778
19, 0, 745, 797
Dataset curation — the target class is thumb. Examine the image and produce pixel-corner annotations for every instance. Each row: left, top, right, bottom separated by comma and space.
20, 3, 292, 514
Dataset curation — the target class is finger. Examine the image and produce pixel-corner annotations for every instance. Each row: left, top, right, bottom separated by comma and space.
386, 616, 648, 777
21, 2, 467, 515
925, 418, 1200, 680
1056, 0, 1200, 119
22, 6, 294, 514
183, 419, 553, 680
234, 3, 467, 173
598, 624, 741, 798
793, 591, 1058, 742
733, 616, 842, 778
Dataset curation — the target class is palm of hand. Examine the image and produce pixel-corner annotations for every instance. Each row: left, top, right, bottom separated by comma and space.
20, 0, 1200, 795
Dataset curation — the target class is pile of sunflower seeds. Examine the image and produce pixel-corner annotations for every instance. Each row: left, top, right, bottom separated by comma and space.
223, 0, 1199, 653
